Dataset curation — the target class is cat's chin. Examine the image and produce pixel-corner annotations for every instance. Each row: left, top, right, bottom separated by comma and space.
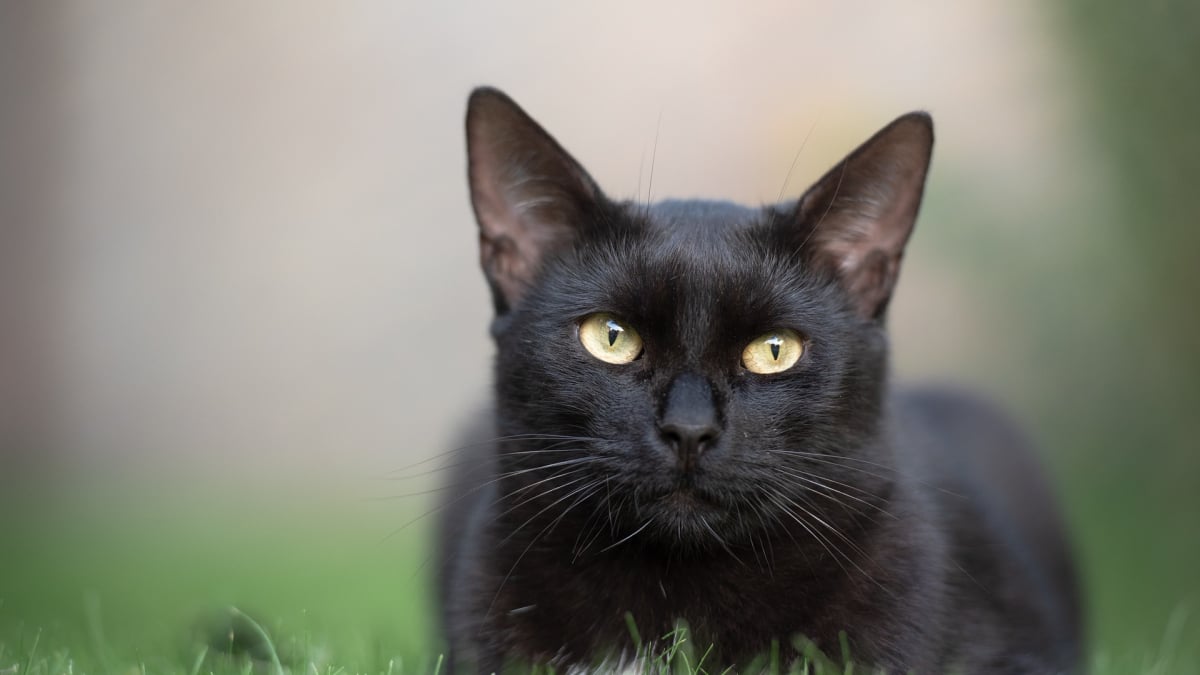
637, 485, 745, 545
658, 487, 717, 513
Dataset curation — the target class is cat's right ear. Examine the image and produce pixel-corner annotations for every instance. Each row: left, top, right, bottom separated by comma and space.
466, 87, 602, 314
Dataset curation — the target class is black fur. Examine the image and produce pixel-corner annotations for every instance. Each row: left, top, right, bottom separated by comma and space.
436, 87, 1081, 674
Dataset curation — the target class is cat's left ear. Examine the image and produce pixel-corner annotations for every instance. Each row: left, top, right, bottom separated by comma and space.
466, 87, 603, 314
790, 112, 934, 320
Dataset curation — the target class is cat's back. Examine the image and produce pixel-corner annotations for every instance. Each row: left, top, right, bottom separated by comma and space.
892, 385, 1083, 671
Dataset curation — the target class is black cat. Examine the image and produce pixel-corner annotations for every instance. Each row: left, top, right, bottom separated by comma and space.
435, 87, 1081, 674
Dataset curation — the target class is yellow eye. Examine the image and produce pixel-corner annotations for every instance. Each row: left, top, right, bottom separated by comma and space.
578, 313, 643, 364
742, 329, 804, 374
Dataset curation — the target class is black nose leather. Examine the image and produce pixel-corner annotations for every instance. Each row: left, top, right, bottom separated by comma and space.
658, 372, 721, 469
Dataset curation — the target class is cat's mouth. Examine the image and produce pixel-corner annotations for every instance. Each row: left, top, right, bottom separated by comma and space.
652, 481, 728, 519
626, 467, 749, 539
655, 468, 731, 503
638, 484, 742, 544
661, 487, 709, 508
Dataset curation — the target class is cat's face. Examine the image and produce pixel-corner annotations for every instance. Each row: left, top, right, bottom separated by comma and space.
467, 88, 932, 550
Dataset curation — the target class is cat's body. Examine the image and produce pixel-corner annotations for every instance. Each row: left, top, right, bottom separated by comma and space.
436, 89, 1080, 674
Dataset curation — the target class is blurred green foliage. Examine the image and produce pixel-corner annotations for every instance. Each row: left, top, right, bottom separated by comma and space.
1062, 0, 1200, 317
1052, 0, 1200, 445
1042, 0, 1200, 662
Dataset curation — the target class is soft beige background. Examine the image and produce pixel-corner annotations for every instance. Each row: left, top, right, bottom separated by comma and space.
2, 2, 1093, 484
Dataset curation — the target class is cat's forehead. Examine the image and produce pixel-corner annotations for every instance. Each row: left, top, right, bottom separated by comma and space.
631, 199, 790, 284
551, 199, 833, 347
642, 199, 765, 242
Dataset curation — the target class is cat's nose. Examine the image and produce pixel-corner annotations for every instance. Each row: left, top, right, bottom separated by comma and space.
658, 372, 722, 469
659, 420, 721, 466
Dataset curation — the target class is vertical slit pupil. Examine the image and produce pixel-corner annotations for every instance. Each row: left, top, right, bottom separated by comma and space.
606, 321, 622, 347
769, 338, 781, 360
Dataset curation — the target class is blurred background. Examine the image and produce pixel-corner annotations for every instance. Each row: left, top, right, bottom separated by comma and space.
1, 1, 1197, 671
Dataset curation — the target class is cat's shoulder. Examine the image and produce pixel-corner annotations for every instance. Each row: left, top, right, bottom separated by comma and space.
891, 383, 1024, 438
889, 383, 1041, 481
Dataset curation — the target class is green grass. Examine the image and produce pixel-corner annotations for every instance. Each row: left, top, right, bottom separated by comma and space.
1, 485, 1196, 674
0, 486, 437, 675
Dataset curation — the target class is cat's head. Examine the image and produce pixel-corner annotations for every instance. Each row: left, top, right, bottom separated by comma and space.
466, 87, 932, 552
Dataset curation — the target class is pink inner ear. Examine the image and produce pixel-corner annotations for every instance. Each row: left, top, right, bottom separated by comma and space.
470, 147, 534, 302
844, 249, 902, 319
824, 165, 923, 274
472, 157, 582, 305
813, 209, 905, 318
